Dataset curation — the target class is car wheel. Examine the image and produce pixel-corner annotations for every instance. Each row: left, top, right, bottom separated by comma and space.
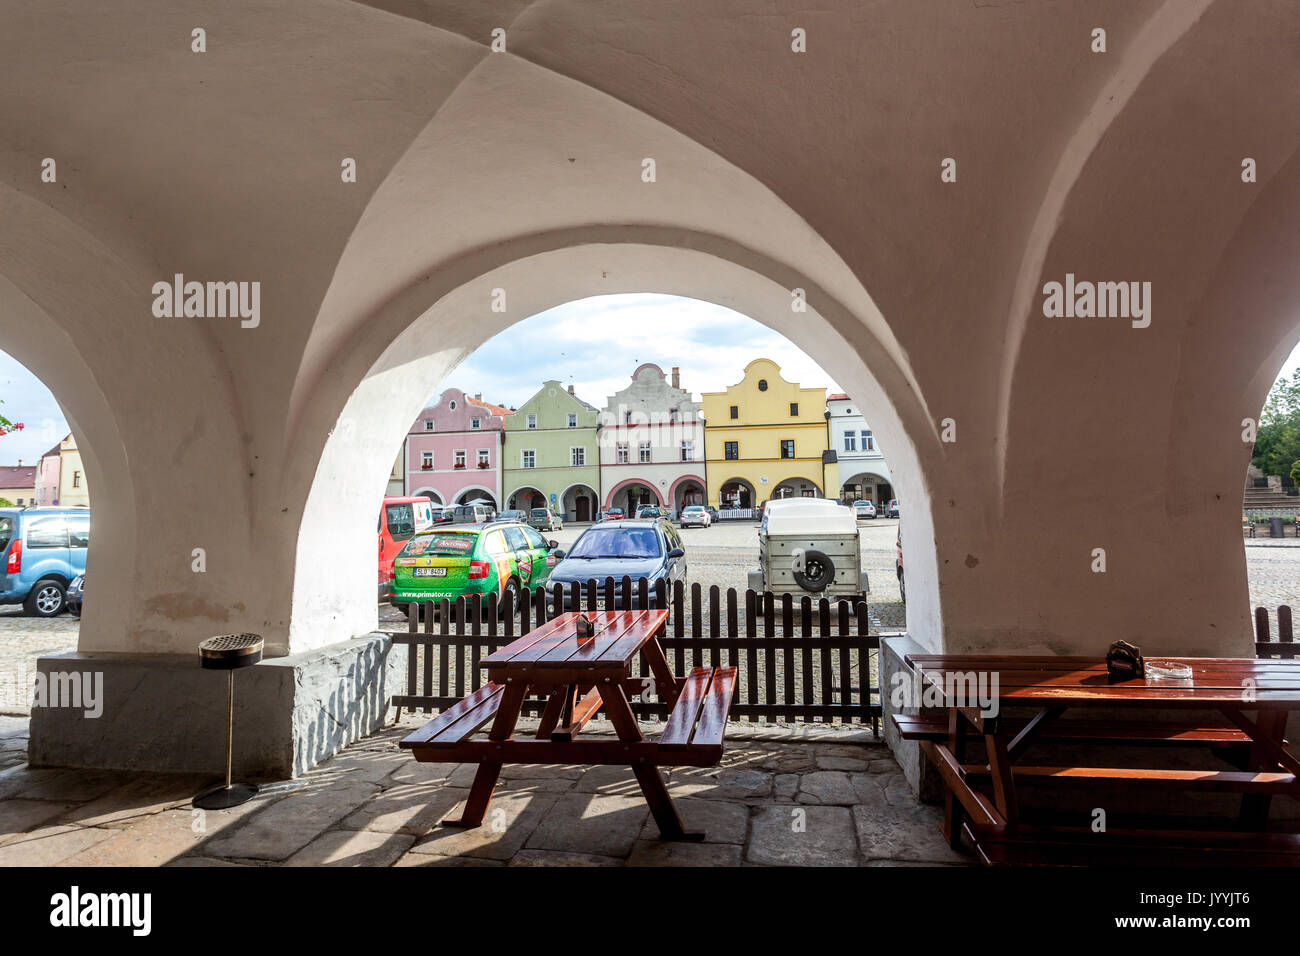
26, 579, 66, 617
501, 576, 521, 615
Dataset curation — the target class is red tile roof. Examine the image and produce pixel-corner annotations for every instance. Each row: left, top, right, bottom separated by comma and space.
828, 393, 850, 401
466, 395, 513, 416
0, 465, 36, 488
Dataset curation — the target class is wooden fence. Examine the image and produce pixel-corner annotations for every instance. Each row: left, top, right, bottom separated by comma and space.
1255, 604, 1295, 659
386, 576, 879, 733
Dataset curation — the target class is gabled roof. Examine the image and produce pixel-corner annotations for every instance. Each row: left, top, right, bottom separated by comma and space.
0, 465, 36, 487
466, 395, 513, 417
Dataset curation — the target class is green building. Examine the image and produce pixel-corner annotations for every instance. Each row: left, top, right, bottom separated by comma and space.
502, 381, 601, 522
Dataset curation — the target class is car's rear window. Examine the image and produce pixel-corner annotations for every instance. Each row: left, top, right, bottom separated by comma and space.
385, 503, 417, 542
530, 508, 548, 517
402, 532, 479, 557
683, 506, 704, 512
568, 527, 661, 560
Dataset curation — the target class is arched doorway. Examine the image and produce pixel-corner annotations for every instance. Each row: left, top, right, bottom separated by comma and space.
771, 477, 821, 500
562, 483, 598, 522
454, 486, 497, 509
670, 476, 706, 514
410, 488, 443, 505
611, 481, 661, 516
840, 472, 890, 508
718, 478, 756, 510
507, 487, 546, 512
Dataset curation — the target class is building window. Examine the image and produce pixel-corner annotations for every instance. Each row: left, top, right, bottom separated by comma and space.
638, 442, 652, 464
421, 451, 433, 469
780, 440, 795, 459
526, 414, 537, 429
521, 449, 535, 469
15, 498, 22, 505
477, 449, 490, 467
862, 430, 874, 451
73, 470, 81, 487
680, 440, 693, 462
471, 417, 481, 429
724, 441, 739, 461
624, 410, 633, 425
729, 405, 738, 419
449, 400, 457, 410
757, 379, 768, 391
789, 402, 799, 416
669, 408, 678, 423
424, 420, 434, 431
454, 450, 466, 468
843, 433, 856, 452
616, 443, 629, 464
571, 446, 585, 467
567, 413, 578, 428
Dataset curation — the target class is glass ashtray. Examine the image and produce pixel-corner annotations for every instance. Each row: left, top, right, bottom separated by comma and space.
1145, 660, 1192, 680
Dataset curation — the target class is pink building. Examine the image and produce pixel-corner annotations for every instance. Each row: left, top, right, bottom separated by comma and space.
404, 389, 510, 509
34, 442, 61, 505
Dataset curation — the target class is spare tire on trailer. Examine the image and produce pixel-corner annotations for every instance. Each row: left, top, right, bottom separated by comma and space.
792, 549, 834, 592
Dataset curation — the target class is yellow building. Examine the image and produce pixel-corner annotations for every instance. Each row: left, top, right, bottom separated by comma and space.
702, 358, 838, 509
56, 434, 90, 507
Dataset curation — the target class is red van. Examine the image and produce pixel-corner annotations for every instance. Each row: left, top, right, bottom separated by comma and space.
378, 497, 435, 600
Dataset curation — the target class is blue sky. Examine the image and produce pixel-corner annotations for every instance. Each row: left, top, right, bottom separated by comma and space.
2, 293, 1299, 466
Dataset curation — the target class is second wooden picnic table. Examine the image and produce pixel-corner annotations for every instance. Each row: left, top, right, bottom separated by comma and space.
401, 607, 737, 841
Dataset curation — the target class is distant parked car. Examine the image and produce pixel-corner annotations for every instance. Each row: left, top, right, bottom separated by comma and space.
887, 499, 900, 518
679, 505, 711, 528
496, 510, 525, 523
431, 507, 455, 525
635, 505, 666, 520
549, 519, 687, 608
386, 521, 561, 614
705, 506, 718, 522
0, 506, 90, 616
529, 507, 563, 531
66, 574, 84, 617
598, 508, 624, 523
448, 503, 494, 524
853, 499, 876, 520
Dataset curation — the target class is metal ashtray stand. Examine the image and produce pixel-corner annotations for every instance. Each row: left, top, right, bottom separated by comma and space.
193, 633, 264, 810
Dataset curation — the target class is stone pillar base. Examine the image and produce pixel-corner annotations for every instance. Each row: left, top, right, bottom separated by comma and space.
28, 633, 404, 779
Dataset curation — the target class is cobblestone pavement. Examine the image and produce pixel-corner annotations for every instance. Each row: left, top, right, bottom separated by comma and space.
0, 717, 968, 867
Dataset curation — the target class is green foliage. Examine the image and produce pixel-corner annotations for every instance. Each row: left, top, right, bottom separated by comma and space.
1292, 460, 1300, 485
0, 498, 11, 508
1252, 370, 1300, 477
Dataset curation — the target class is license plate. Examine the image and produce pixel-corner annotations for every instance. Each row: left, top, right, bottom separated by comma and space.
413, 567, 447, 578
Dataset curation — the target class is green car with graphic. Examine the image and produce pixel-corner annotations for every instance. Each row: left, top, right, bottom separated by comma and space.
387, 521, 561, 611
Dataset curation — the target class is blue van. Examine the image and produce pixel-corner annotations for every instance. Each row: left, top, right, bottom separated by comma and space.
0, 507, 90, 616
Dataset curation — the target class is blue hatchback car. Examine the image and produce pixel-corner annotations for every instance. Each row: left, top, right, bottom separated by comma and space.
0, 507, 90, 616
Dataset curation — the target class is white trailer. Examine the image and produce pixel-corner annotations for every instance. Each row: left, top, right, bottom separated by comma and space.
747, 498, 868, 605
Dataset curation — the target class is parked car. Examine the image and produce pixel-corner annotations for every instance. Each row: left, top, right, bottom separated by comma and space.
748, 498, 867, 606
0, 506, 90, 616
529, 507, 563, 532
66, 574, 84, 617
705, 506, 718, 522
678, 504, 712, 528
597, 508, 624, 523
853, 499, 876, 520
431, 507, 455, 525
496, 510, 525, 522
378, 496, 435, 600
386, 521, 562, 613
447, 503, 494, 524
634, 505, 666, 521
896, 525, 904, 603
549, 519, 687, 608
887, 499, 900, 518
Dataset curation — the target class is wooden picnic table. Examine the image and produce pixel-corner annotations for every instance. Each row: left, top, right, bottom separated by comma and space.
400, 608, 736, 841
899, 654, 1300, 866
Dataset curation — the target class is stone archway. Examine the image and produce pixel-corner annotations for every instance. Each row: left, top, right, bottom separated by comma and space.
771, 477, 822, 500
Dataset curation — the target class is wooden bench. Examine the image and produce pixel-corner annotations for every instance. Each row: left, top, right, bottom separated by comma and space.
400, 682, 505, 749
961, 763, 1297, 794
963, 822, 1300, 867
893, 713, 1253, 747
660, 666, 739, 761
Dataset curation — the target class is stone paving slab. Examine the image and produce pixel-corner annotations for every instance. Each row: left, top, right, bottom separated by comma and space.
0, 713, 975, 867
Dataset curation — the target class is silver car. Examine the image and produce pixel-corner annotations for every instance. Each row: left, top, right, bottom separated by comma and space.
853, 499, 876, 519
679, 504, 711, 528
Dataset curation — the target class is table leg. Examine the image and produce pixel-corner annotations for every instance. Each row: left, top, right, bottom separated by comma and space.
534, 689, 566, 740
640, 636, 682, 710
942, 708, 968, 849
598, 679, 703, 842
444, 681, 527, 829
984, 727, 1019, 825
1238, 709, 1288, 830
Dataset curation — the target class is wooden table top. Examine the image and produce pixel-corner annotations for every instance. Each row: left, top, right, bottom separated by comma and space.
905, 654, 1300, 708
483, 609, 669, 677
